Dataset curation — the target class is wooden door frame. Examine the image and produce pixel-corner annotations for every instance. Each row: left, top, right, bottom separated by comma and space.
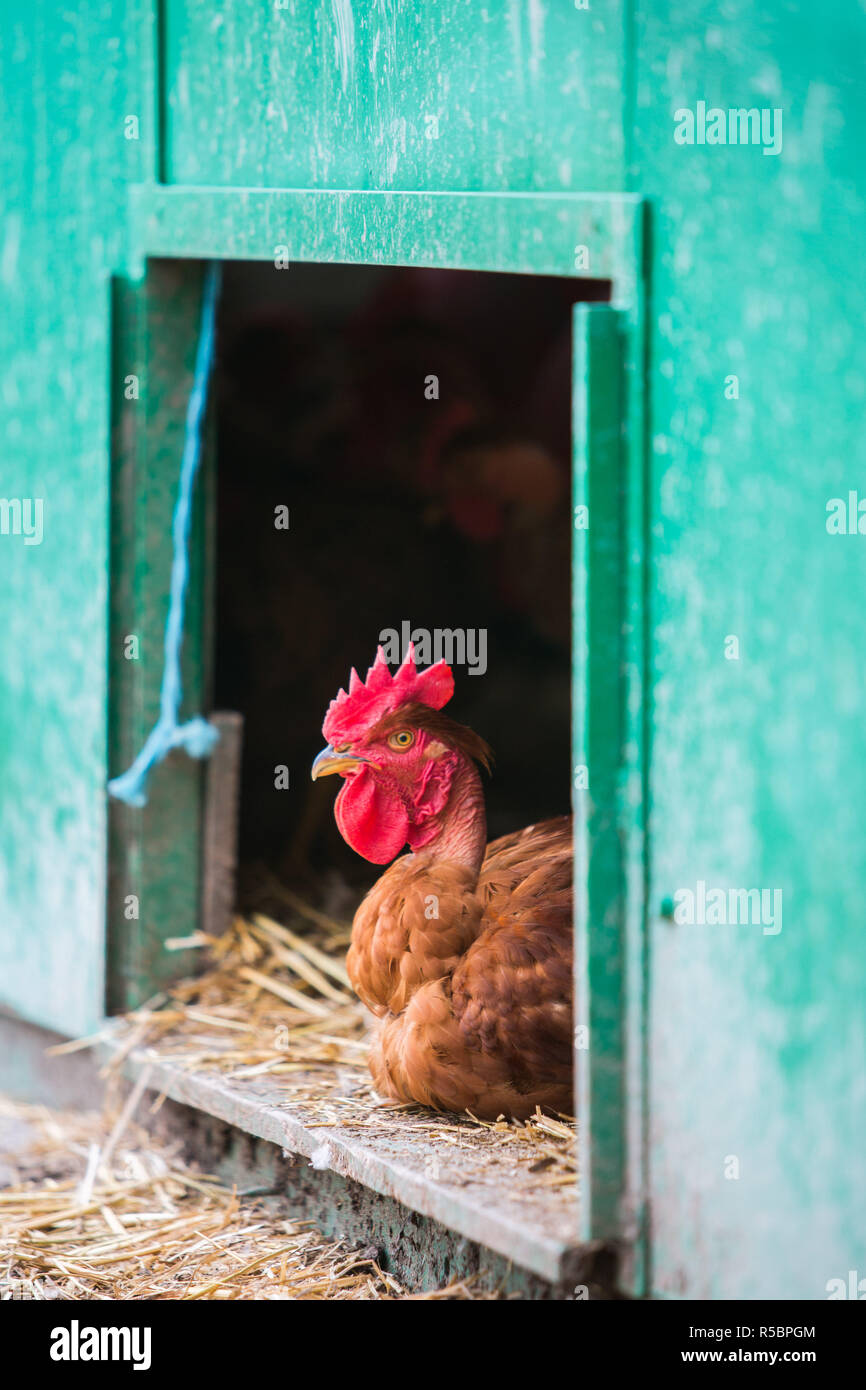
108, 260, 215, 1011
108, 186, 648, 1288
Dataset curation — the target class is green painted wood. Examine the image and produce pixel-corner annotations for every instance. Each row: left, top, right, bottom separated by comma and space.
633, 0, 866, 1298
128, 186, 642, 296
161, 0, 626, 195
0, 3, 150, 1035
573, 304, 647, 1291
107, 261, 213, 1011
4, 0, 861, 1306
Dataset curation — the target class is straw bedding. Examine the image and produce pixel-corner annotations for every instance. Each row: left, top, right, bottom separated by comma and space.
0, 1095, 495, 1300
1, 891, 576, 1300
87, 891, 576, 1191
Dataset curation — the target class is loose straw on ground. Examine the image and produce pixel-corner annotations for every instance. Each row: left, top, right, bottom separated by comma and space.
0, 1096, 498, 1301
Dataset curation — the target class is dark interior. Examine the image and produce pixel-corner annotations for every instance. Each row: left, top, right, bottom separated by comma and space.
213, 262, 610, 916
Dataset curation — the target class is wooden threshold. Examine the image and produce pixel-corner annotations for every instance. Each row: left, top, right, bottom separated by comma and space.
99, 1025, 589, 1287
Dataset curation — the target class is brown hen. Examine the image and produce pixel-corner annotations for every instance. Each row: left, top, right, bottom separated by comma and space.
312, 647, 573, 1120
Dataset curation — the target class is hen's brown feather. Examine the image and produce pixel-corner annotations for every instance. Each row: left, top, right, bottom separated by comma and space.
346, 815, 573, 1119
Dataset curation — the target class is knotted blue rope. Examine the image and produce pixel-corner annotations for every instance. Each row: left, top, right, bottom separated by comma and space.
108, 262, 221, 808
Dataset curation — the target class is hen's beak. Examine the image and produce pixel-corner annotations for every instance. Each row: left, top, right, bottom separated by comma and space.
311, 745, 367, 781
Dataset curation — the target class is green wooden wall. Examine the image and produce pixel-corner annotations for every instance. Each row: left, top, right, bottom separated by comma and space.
0, 3, 150, 1035
1, 0, 864, 1298
634, 1, 866, 1297
0, 0, 629, 1035
161, 1, 626, 192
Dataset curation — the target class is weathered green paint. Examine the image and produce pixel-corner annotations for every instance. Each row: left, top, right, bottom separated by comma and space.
160, 1, 627, 194
128, 185, 641, 292
0, 3, 150, 1035
2, 0, 865, 1302
634, 1, 866, 1300
573, 303, 647, 1289
107, 261, 213, 1011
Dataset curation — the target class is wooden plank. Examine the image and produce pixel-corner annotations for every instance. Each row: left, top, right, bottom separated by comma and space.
573, 302, 647, 1286
128, 186, 642, 303
107, 260, 214, 1012
145, 1098, 582, 1298
0, 3, 151, 1037
200, 712, 244, 940
99, 1026, 589, 1287
635, 2, 866, 1300
160, 1, 627, 196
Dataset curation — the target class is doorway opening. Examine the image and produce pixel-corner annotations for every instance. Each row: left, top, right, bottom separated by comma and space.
107, 252, 634, 1287
213, 262, 609, 917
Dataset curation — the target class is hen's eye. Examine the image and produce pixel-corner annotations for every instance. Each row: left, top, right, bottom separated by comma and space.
387, 730, 415, 751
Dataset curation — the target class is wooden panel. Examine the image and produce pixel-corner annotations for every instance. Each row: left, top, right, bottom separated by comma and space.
107, 261, 213, 1012
0, 3, 151, 1035
162, 0, 626, 194
128, 186, 642, 296
633, 0, 866, 1297
573, 304, 647, 1288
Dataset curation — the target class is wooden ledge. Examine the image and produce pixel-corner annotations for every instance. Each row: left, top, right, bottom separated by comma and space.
99, 1025, 585, 1286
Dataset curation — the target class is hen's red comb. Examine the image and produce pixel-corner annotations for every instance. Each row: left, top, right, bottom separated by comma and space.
323, 644, 454, 744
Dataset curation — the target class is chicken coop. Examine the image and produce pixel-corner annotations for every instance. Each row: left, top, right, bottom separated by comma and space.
1, 1, 865, 1302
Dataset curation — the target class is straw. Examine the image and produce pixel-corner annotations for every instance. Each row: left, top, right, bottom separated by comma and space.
0, 1095, 498, 1300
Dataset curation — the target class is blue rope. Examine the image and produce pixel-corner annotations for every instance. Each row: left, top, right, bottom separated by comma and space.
108, 262, 222, 808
